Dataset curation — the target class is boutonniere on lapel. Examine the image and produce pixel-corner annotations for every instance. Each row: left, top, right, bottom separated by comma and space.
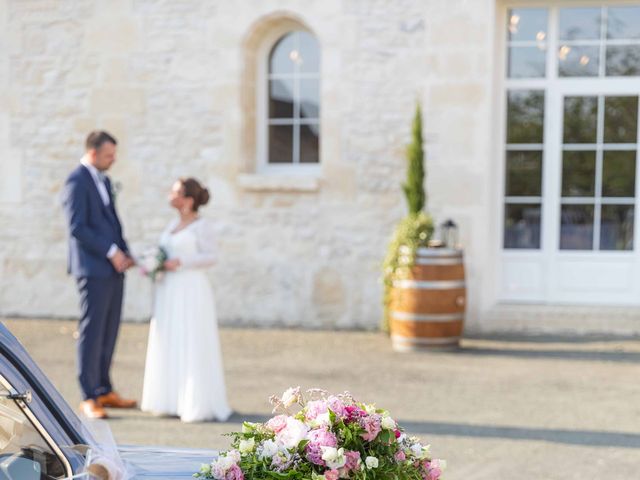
111, 180, 123, 200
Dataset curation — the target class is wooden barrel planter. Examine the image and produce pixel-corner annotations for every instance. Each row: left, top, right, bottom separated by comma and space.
389, 248, 465, 351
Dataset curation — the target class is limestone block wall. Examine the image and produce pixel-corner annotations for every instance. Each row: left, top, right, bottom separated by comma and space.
0, 0, 497, 330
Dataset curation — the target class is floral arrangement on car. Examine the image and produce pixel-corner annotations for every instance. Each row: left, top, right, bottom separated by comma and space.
194, 387, 445, 480
137, 245, 168, 281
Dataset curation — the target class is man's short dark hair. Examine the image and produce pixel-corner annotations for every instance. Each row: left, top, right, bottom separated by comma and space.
85, 131, 117, 151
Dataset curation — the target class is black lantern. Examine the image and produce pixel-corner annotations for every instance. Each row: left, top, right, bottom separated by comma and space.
440, 219, 459, 249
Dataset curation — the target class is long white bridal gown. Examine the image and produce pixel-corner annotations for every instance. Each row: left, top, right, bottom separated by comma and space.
141, 218, 232, 422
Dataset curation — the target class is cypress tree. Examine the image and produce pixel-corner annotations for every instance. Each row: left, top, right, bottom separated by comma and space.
402, 104, 425, 215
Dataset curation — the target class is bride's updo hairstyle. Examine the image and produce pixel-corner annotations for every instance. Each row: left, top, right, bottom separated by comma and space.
180, 177, 210, 212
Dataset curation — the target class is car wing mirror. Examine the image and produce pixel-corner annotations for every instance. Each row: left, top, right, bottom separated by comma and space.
0, 455, 41, 480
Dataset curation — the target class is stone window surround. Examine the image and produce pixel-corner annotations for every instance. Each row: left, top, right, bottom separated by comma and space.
239, 14, 322, 193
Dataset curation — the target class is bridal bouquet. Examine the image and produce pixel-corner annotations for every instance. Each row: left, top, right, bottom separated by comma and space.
194, 387, 445, 480
137, 246, 168, 281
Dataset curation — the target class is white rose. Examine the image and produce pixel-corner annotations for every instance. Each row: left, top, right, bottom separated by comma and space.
211, 460, 226, 480
212, 455, 236, 478
365, 456, 379, 469
139, 249, 160, 272
242, 422, 257, 434
226, 450, 241, 465
364, 404, 377, 415
421, 444, 432, 460
410, 443, 424, 458
276, 417, 309, 449
321, 447, 346, 469
258, 439, 278, 459
381, 416, 396, 430
239, 438, 255, 454
309, 411, 331, 428
281, 387, 301, 408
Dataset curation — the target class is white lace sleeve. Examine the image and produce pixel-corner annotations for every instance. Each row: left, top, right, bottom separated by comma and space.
179, 219, 217, 269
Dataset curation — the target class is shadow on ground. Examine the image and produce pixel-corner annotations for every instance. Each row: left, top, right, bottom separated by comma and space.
173, 413, 640, 449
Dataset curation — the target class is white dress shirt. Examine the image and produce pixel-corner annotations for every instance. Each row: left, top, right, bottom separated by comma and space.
80, 157, 118, 259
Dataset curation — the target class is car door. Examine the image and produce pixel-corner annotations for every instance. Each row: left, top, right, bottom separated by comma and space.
0, 323, 89, 478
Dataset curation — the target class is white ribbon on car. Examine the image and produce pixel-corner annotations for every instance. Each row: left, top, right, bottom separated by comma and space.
74, 418, 134, 480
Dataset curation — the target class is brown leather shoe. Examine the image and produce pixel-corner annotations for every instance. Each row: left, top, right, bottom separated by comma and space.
97, 391, 137, 409
79, 399, 108, 419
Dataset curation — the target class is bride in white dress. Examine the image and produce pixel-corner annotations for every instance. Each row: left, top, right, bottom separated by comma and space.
141, 177, 232, 423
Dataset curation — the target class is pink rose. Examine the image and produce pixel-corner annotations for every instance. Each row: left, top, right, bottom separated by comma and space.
344, 405, 366, 423
422, 459, 443, 480
344, 450, 361, 471
360, 415, 382, 442
305, 429, 338, 466
225, 464, 244, 480
325, 469, 340, 480
307, 429, 338, 447
305, 400, 328, 420
395, 450, 406, 462
266, 414, 288, 433
327, 396, 346, 418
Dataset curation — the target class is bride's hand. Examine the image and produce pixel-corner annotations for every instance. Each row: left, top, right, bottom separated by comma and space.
163, 259, 181, 271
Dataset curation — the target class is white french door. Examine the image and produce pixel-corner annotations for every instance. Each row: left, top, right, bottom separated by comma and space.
545, 83, 640, 303
499, 4, 640, 305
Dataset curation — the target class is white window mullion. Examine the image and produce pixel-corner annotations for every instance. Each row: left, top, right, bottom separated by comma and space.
594, 94, 605, 249
505, 196, 543, 203
599, 6, 607, 78
543, 6, 559, 257
293, 32, 300, 164
506, 143, 544, 150
634, 98, 640, 251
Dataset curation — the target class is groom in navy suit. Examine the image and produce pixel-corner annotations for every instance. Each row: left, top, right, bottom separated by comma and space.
63, 131, 137, 419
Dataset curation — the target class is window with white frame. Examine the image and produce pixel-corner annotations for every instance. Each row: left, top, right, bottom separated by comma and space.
503, 5, 640, 251
266, 31, 320, 166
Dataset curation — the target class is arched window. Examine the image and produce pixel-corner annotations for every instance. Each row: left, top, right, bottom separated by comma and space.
266, 30, 320, 166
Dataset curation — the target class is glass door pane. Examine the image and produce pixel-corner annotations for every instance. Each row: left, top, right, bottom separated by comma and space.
504, 90, 545, 249
559, 94, 638, 251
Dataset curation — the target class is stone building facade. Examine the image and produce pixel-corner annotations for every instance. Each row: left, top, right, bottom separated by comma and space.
2, 0, 640, 334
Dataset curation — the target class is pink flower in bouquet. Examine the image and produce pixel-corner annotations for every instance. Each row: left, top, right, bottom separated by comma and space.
421, 459, 444, 480
266, 414, 288, 433
395, 450, 406, 462
225, 464, 244, 480
305, 429, 338, 465
211, 453, 240, 480
276, 417, 310, 449
343, 450, 361, 472
395, 429, 402, 438
270, 449, 294, 472
305, 400, 328, 420
360, 414, 382, 441
305, 444, 325, 466
344, 405, 367, 423
327, 396, 346, 418
307, 429, 338, 447
324, 469, 340, 480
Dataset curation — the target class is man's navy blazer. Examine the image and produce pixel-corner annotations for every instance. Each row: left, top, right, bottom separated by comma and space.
62, 165, 129, 278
